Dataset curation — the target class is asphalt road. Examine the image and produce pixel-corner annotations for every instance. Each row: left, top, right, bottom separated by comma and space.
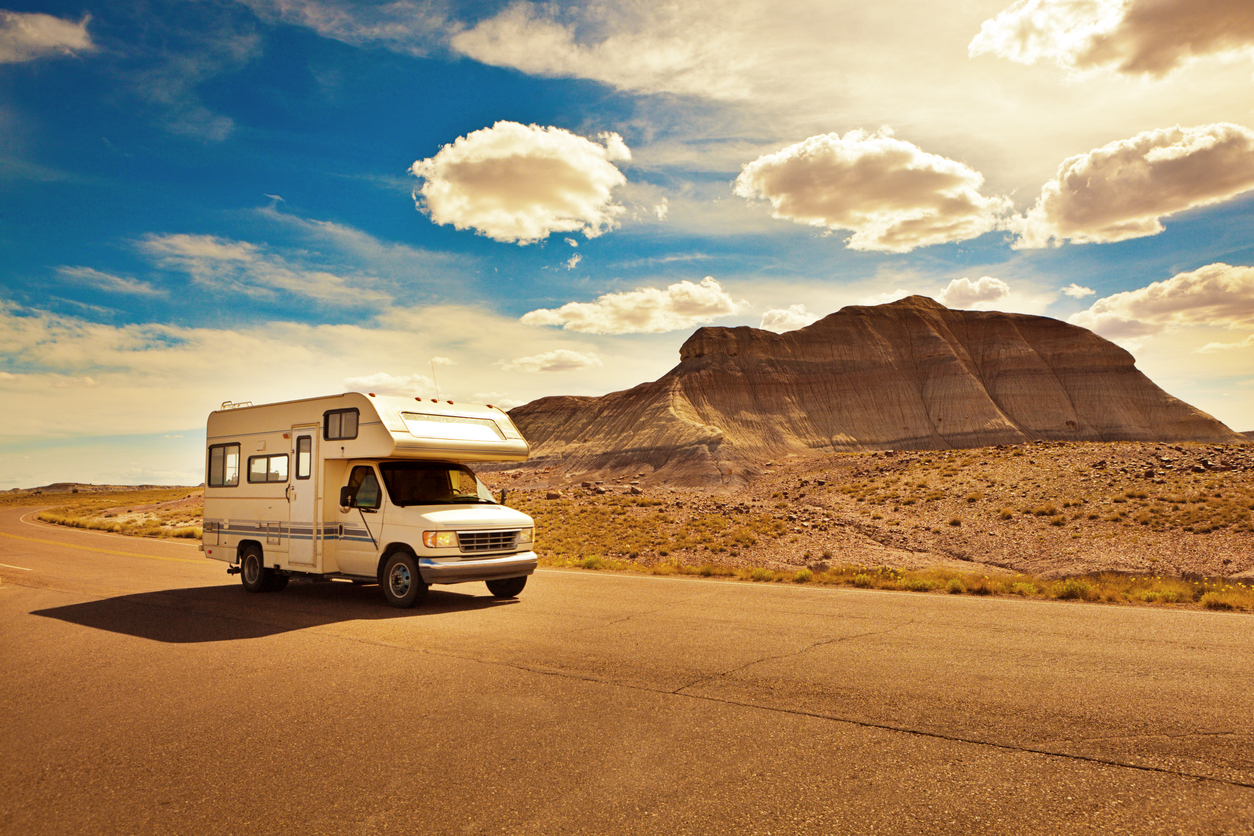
2, 505, 1253, 835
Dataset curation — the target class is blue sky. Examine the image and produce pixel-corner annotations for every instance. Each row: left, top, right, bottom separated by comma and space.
2, 0, 1253, 489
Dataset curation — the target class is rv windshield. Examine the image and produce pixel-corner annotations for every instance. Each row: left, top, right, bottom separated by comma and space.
379, 461, 497, 507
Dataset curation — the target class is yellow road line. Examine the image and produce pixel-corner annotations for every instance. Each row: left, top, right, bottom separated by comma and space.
0, 530, 208, 565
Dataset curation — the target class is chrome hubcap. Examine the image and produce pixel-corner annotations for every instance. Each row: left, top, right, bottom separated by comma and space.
389, 563, 411, 597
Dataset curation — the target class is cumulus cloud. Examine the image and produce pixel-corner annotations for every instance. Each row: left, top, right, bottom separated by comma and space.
1062, 282, 1096, 298
138, 232, 391, 308
449, 2, 752, 100
0, 10, 93, 63
1068, 263, 1254, 340
520, 277, 746, 334
937, 276, 1011, 309
411, 121, 631, 244
760, 304, 819, 333
342, 372, 434, 397
1014, 123, 1254, 248
498, 349, 603, 373
733, 129, 1012, 253
970, 0, 1254, 78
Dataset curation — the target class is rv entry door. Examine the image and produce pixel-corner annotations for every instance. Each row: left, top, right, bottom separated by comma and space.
288, 429, 318, 565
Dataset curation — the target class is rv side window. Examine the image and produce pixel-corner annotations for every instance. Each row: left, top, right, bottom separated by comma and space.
296, 436, 312, 480
248, 454, 289, 483
208, 443, 240, 488
324, 408, 359, 440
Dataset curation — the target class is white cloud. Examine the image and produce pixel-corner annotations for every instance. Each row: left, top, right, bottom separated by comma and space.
734, 129, 1012, 253
138, 232, 391, 308
937, 276, 1011, 309
970, 0, 1254, 78
521, 277, 746, 334
498, 349, 604, 373
1198, 334, 1254, 353
56, 266, 165, 297
0, 297, 636, 439
760, 304, 818, 333
565, 253, 582, 270
0, 10, 93, 63
449, 2, 753, 100
342, 372, 434, 397
1015, 123, 1254, 247
239, 0, 450, 56
1068, 263, 1254, 340
1062, 282, 1096, 298
411, 121, 631, 244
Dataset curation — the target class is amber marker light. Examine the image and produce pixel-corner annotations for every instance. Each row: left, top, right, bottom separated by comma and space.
423, 531, 457, 549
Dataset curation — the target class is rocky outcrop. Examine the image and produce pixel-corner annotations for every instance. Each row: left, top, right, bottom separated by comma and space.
510, 296, 1245, 486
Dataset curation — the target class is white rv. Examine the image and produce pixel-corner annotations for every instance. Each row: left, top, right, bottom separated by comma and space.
201, 392, 536, 607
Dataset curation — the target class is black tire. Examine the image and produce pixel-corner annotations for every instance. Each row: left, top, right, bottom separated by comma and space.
240, 544, 267, 593
486, 576, 527, 599
381, 551, 427, 608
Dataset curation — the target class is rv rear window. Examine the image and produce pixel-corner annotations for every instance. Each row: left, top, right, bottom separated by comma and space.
324, 408, 359, 440
248, 454, 289, 483
208, 443, 240, 488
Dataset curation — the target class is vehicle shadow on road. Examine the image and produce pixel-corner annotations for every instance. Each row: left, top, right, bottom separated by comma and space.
32, 580, 516, 643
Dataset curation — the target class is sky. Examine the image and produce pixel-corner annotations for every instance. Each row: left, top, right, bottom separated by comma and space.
1, 0, 1253, 489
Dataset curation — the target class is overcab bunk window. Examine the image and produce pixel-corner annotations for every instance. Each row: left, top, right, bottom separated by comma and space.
324, 408, 359, 440
208, 443, 240, 488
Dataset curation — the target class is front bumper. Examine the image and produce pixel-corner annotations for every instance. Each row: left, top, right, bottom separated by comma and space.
418, 551, 538, 585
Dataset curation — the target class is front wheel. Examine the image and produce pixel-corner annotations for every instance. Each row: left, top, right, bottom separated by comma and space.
486, 576, 527, 599
381, 551, 428, 608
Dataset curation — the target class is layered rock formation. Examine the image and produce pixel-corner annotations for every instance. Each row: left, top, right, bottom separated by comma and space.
510, 296, 1244, 486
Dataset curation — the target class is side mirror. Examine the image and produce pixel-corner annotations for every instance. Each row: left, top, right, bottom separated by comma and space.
339, 485, 355, 508
498, 488, 508, 506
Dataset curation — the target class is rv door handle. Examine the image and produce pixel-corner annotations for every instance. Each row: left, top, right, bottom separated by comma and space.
285, 484, 295, 502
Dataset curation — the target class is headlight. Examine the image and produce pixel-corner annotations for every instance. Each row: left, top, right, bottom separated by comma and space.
422, 530, 457, 549
517, 527, 534, 546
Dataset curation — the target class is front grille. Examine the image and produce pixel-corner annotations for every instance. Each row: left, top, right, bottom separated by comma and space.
457, 529, 519, 554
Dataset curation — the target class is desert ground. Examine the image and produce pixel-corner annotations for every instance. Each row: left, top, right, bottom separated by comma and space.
497, 440, 1254, 582
12, 440, 1252, 590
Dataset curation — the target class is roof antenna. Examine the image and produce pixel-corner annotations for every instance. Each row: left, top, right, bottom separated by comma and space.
430, 359, 441, 399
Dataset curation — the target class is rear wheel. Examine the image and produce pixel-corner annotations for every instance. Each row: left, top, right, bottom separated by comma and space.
382, 551, 427, 608
486, 576, 527, 599
240, 545, 267, 593
240, 544, 286, 593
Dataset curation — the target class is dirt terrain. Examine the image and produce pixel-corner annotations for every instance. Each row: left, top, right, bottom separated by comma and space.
13, 440, 1251, 582
497, 440, 1254, 581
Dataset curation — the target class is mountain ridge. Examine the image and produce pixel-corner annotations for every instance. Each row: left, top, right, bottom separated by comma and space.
510, 297, 1244, 486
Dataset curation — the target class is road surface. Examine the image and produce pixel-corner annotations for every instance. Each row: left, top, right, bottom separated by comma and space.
2, 505, 1252, 834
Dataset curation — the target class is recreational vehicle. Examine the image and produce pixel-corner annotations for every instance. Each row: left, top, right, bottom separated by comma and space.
201, 393, 536, 607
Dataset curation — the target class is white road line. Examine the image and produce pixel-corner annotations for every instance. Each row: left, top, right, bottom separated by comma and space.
0, 562, 33, 571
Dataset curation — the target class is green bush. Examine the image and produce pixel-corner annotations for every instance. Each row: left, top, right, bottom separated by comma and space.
1054, 578, 1097, 600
